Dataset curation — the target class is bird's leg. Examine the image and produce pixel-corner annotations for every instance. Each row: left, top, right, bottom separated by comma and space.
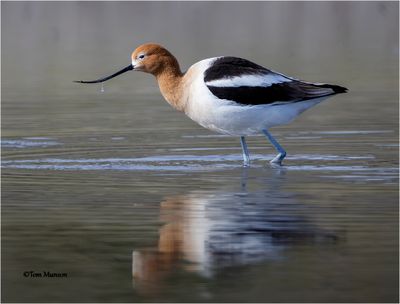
262, 129, 286, 165
240, 136, 250, 167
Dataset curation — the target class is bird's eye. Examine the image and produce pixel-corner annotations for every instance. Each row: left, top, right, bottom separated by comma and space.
138, 54, 145, 60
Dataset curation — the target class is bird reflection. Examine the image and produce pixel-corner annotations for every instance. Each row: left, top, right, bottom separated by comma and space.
132, 168, 337, 294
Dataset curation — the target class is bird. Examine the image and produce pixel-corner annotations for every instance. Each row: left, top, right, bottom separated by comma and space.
75, 43, 347, 166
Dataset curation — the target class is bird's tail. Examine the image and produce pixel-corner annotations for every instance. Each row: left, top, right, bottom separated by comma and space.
315, 83, 348, 94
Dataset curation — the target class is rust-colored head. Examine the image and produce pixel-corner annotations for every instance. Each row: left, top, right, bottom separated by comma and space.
74, 43, 182, 85
131, 43, 181, 76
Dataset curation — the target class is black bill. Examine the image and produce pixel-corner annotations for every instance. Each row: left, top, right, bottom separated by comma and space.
74, 64, 133, 84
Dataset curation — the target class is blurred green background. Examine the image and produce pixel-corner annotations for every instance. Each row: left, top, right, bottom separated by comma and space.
2, 1, 398, 97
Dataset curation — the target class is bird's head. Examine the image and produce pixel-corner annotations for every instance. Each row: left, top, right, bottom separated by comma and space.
131, 43, 180, 76
74, 43, 180, 84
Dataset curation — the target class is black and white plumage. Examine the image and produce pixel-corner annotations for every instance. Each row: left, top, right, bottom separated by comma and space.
185, 56, 346, 137
75, 43, 348, 166
204, 57, 347, 106
183, 56, 347, 165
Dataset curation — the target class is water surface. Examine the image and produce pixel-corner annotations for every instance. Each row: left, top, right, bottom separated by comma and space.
2, 2, 399, 303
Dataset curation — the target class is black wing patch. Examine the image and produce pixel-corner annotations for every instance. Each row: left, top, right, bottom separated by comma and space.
204, 57, 271, 82
204, 57, 347, 106
207, 82, 347, 106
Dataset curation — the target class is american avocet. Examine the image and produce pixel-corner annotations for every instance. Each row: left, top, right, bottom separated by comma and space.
75, 43, 347, 166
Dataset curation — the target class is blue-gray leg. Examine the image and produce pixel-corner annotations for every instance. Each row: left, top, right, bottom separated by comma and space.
262, 129, 286, 165
240, 136, 250, 167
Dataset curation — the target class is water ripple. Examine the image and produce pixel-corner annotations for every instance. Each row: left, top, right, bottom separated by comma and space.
1, 138, 61, 148
2, 153, 398, 184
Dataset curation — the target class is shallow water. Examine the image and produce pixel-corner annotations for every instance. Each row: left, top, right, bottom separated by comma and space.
2, 116, 398, 302
2, 2, 399, 303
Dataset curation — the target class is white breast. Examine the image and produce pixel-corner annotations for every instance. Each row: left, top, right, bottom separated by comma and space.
184, 58, 233, 131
